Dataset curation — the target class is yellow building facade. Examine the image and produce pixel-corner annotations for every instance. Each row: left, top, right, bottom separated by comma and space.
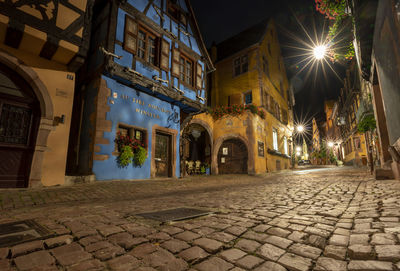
0, 1, 92, 187
183, 19, 294, 175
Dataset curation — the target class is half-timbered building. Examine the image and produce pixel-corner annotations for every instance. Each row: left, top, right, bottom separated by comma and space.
0, 0, 93, 187
67, 0, 213, 180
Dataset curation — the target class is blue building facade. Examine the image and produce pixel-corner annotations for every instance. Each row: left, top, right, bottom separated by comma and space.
67, 0, 212, 180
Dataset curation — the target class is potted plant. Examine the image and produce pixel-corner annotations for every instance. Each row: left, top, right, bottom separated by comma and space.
203, 163, 210, 175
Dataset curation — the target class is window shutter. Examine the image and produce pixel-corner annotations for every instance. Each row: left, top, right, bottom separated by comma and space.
195, 62, 202, 90
171, 47, 180, 77
124, 16, 138, 54
160, 39, 170, 71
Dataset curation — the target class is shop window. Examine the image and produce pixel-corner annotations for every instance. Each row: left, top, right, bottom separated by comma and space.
273, 128, 278, 151
179, 54, 193, 86
115, 124, 147, 152
244, 91, 252, 105
233, 55, 248, 76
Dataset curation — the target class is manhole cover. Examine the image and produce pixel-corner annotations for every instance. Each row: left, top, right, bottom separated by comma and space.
0, 220, 53, 247
136, 208, 212, 222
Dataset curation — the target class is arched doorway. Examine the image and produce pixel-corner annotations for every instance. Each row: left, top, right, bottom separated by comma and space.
182, 122, 212, 175
0, 64, 40, 188
218, 138, 248, 174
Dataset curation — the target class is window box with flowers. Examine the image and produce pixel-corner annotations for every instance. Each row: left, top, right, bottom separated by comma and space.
114, 131, 148, 168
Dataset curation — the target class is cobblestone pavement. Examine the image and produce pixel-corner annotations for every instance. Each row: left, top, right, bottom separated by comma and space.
1, 167, 400, 270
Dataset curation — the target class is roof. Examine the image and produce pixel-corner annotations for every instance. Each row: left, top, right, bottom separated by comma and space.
215, 18, 271, 62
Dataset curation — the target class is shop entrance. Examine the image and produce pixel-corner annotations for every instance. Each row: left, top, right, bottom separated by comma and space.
155, 132, 172, 177
218, 138, 248, 174
0, 64, 40, 188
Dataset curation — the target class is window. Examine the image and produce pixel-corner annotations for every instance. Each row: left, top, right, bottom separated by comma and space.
179, 54, 193, 86
283, 136, 288, 155
116, 124, 147, 152
137, 27, 158, 66
275, 103, 280, 121
244, 91, 252, 105
234, 55, 248, 76
167, 0, 187, 25
273, 128, 278, 151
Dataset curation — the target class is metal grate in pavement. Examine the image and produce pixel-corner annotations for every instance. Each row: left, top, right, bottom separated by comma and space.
136, 207, 212, 222
0, 220, 53, 247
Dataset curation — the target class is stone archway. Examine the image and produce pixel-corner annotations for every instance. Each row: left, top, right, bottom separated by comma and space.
0, 51, 54, 187
182, 119, 213, 176
213, 134, 254, 175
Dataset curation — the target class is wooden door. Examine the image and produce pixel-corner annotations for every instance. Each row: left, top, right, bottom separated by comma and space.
155, 132, 171, 177
0, 65, 40, 188
218, 139, 248, 174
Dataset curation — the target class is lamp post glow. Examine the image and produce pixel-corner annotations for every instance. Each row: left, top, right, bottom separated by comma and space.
296, 146, 302, 152
327, 141, 334, 148
313, 45, 327, 60
296, 125, 304, 133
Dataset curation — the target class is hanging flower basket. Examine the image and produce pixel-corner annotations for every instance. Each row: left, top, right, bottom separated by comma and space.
207, 104, 266, 120
114, 132, 147, 168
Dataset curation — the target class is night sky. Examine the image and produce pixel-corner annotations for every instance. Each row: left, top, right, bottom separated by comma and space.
191, 0, 347, 129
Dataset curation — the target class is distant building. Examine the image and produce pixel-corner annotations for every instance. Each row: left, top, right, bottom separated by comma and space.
0, 1, 93, 187
311, 118, 321, 163
67, 0, 213, 180
185, 18, 295, 174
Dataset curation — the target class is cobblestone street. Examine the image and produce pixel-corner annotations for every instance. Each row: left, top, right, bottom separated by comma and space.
1, 167, 400, 270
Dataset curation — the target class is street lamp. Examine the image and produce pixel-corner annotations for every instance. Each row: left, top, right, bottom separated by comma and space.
296, 146, 302, 152
313, 45, 327, 60
327, 141, 334, 148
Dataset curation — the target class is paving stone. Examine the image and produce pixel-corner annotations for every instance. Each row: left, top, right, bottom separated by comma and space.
0, 259, 10, 271
349, 234, 369, 245
96, 225, 124, 237
207, 231, 236, 243
74, 229, 98, 238
329, 234, 349, 246
334, 228, 350, 236
158, 257, 188, 271
324, 245, 346, 260
257, 243, 286, 261
288, 243, 322, 259
11, 240, 43, 257
52, 243, 92, 266
267, 227, 291, 237
78, 235, 102, 247
161, 226, 184, 235
336, 222, 352, 229
44, 235, 73, 248
265, 235, 293, 249
225, 226, 247, 236
14, 251, 55, 271
142, 248, 176, 268
68, 259, 105, 271
242, 230, 269, 242
308, 235, 326, 249
254, 261, 288, 271
129, 243, 158, 259
288, 231, 308, 243
121, 224, 155, 236
278, 253, 313, 271
178, 246, 209, 262
253, 224, 272, 232
235, 238, 261, 252
371, 233, 396, 245
375, 245, 400, 261
0, 248, 9, 259
305, 227, 330, 238
236, 255, 264, 269
314, 257, 347, 271
194, 256, 233, 271
192, 226, 216, 235
146, 231, 171, 241
193, 237, 223, 253
107, 232, 137, 250
160, 239, 190, 254
92, 245, 124, 261
348, 245, 374, 260
85, 241, 114, 253
220, 248, 247, 262
174, 231, 201, 241
348, 260, 393, 271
